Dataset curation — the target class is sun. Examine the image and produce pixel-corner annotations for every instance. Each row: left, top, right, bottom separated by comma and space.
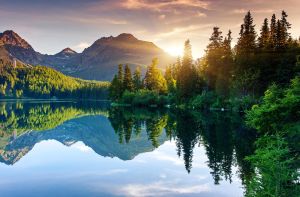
164, 45, 183, 57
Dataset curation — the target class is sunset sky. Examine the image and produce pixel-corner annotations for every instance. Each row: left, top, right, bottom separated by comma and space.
1, 0, 300, 58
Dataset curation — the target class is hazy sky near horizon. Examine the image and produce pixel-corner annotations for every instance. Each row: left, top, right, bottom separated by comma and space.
1, 0, 300, 58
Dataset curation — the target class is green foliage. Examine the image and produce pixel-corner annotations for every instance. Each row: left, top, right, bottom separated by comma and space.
190, 91, 218, 109
229, 95, 257, 112
231, 69, 260, 97
110, 59, 170, 106
246, 77, 300, 135
233, 11, 299, 96
236, 11, 257, 55
108, 11, 300, 111
245, 77, 300, 197
108, 107, 167, 147
177, 40, 200, 100
123, 64, 134, 92
245, 135, 299, 197
133, 66, 143, 91
0, 64, 110, 99
120, 89, 170, 107
144, 58, 167, 94
109, 75, 120, 100
0, 102, 109, 136
164, 65, 176, 94
203, 28, 233, 97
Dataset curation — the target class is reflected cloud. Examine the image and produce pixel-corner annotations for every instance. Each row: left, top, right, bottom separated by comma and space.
151, 150, 184, 166
100, 168, 128, 175
72, 142, 93, 153
119, 181, 210, 197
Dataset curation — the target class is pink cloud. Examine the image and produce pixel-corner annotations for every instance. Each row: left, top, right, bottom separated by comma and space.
121, 0, 210, 11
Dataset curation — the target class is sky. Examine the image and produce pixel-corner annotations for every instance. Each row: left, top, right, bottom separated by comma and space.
1, 0, 300, 58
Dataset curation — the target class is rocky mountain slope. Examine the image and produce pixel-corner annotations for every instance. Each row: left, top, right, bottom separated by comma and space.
0, 30, 174, 80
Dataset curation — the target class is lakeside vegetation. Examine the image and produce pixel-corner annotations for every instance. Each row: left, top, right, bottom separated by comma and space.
109, 11, 299, 110
0, 61, 110, 99
108, 11, 300, 196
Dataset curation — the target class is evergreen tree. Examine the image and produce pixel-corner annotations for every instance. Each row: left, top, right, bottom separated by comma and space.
234, 11, 258, 96
172, 56, 181, 80
280, 10, 291, 45
219, 30, 234, 96
164, 65, 176, 94
270, 14, 277, 49
133, 66, 142, 91
109, 75, 119, 100
123, 64, 133, 92
144, 58, 167, 94
205, 27, 224, 90
258, 18, 270, 49
117, 64, 124, 97
177, 40, 198, 100
236, 11, 257, 55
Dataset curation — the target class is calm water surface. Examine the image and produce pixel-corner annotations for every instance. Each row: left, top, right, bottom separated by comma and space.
0, 101, 255, 197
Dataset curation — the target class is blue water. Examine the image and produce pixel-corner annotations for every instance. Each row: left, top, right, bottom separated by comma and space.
0, 101, 247, 197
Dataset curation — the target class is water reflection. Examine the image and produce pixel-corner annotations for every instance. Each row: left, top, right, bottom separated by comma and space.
108, 107, 256, 184
0, 101, 257, 196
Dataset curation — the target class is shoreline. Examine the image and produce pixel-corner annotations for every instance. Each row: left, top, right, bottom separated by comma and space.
0, 98, 111, 103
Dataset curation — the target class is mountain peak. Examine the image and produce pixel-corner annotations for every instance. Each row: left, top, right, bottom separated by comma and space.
116, 33, 137, 41
60, 47, 77, 54
54, 47, 77, 58
0, 30, 32, 49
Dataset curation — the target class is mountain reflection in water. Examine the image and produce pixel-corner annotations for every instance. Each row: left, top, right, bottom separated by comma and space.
0, 101, 256, 197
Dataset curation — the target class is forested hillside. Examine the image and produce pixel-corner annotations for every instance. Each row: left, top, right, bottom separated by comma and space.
0, 61, 110, 99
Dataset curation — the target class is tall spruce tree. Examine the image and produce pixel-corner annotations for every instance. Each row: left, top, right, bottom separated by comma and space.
276, 19, 285, 49
133, 66, 142, 91
270, 14, 277, 49
219, 30, 234, 96
234, 11, 259, 96
117, 64, 124, 97
280, 10, 291, 46
123, 64, 133, 92
236, 11, 257, 55
109, 75, 119, 100
165, 65, 176, 94
177, 40, 196, 100
205, 27, 224, 90
178, 40, 203, 100
258, 18, 270, 49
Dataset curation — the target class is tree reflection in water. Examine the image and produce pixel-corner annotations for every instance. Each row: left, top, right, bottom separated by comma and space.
108, 107, 257, 185
0, 102, 257, 188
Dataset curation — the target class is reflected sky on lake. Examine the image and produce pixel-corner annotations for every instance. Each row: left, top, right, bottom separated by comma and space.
0, 139, 242, 197
0, 101, 251, 197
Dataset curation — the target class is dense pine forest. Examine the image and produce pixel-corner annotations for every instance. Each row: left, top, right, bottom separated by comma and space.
110, 11, 299, 109
0, 61, 110, 99
109, 11, 300, 197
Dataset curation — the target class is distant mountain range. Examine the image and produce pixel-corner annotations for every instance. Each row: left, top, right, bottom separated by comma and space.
0, 30, 174, 80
